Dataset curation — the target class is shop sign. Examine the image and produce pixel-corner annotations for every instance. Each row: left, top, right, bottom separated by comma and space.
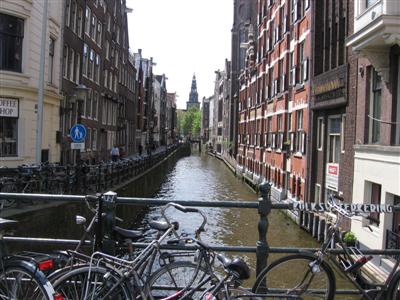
0, 98, 19, 117
326, 163, 339, 191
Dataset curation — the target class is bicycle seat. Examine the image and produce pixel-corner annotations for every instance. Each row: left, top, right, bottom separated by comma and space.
113, 226, 143, 239
0, 218, 18, 231
217, 254, 250, 280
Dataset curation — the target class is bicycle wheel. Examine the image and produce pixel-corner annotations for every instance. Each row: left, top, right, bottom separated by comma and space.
0, 259, 56, 300
53, 265, 133, 300
252, 254, 335, 300
147, 261, 216, 298
388, 270, 400, 300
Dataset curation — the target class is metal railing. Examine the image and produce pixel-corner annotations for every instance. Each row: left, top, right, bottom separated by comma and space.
0, 144, 184, 197
1, 182, 400, 296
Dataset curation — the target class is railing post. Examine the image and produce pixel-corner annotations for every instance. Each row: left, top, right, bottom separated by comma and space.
256, 181, 271, 278
101, 191, 117, 255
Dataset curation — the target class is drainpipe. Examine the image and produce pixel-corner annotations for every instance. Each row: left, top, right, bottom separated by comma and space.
35, 0, 49, 164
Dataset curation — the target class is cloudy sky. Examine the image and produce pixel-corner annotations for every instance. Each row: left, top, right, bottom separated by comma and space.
126, 0, 233, 109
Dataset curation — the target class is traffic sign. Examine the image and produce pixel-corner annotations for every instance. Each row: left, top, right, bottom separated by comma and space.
70, 124, 86, 142
71, 142, 85, 150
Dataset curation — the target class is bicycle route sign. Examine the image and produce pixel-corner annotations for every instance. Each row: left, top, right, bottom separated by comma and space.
70, 124, 86, 143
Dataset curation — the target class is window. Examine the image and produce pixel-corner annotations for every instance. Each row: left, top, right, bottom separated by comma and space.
77, 6, 83, 37
296, 110, 303, 130
82, 44, 88, 76
295, 110, 305, 153
317, 117, 324, 151
88, 49, 94, 79
91, 15, 97, 40
369, 69, 381, 144
298, 41, 308, 84
65, 0, 71, 27
85, 7, 91, 34
70, 1, 76, 32
0, 116, 18, 157
107, 14, 111, 32
92, 91, 98, 119
74, 52, 80, 83
105, 40, 110, 59
366, 0, 378, 9
48, 38, 55, 83
85, 90, 92, 117
63, 45, 68, 78
96, 21, 102, 45
94, 54, 100, 83
315, 184, 321, 204
0, 13, 24, 72
289, 52, 296, 86
291, 0, 297, 24
328, 117, 341, 163
369, 182, 381, 226
288, 113, 292, 132
68, 48, 74, 81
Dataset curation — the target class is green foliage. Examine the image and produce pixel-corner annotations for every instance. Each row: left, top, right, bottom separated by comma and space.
177, 107, 201, 137
343, 231, 357, 243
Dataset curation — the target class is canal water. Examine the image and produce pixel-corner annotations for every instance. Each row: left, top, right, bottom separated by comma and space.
7, 152, 353, 294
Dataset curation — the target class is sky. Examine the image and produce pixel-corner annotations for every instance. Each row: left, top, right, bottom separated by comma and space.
126, 0, 233, 109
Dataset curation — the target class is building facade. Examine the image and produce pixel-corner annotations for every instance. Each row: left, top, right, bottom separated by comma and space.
60, 0, 136, 164
308, 0, 358, 209
231, 0, 258, 158
347, 0, 400, 253
0, 0, 63, 166
201, 96, 211, 143
237, 0, 312, 202
166, 92, 177, 145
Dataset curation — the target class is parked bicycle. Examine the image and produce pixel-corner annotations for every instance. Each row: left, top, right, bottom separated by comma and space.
251, 195, 400, 299
50, 202, 208, 299
0, 217, 62, 299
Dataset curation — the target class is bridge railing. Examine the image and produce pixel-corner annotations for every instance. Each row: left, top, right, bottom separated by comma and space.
1, 183, 400, 296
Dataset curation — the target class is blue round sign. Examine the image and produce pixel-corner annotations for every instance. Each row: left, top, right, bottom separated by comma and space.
70, 124, 87, 142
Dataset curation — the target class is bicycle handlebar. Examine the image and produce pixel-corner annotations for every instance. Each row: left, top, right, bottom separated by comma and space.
161, 202, 207, 238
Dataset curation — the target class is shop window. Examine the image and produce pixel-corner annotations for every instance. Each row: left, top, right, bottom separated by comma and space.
0, 13, 24, 72
0, 117, 18, 157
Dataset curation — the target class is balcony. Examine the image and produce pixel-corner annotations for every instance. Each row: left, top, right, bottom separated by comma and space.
347, 0, 400, 82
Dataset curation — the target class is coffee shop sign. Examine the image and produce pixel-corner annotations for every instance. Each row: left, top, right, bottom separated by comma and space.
0, 98, 19, 117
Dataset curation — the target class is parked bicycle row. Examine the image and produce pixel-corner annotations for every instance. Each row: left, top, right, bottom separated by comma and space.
0, 144, 179, 209
0, 193, 399, 299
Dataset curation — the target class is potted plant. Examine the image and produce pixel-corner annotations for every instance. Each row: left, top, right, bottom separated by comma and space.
343, 231, 357, 247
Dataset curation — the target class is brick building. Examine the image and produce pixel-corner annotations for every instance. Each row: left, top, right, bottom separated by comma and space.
237, 0, 312, 202
230, 0, 258, 158
60, 0, 136, 164
308, 0, 358, 206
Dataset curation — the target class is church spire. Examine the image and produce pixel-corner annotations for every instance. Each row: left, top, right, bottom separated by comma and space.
186, 73, 200, 110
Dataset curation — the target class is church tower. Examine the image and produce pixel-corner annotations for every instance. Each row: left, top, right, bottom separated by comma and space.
186, 74, 200, 110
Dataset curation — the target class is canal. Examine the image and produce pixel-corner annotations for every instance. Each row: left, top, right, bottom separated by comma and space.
6, 152, 357, 296
8, 152, 322, 287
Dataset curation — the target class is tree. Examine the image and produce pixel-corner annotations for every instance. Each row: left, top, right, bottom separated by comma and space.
177, 107, 201, 137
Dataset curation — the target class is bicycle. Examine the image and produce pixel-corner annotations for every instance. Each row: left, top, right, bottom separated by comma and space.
252, 195, 400, 299
51, 202, 208, 299
0, 217, 61, 299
